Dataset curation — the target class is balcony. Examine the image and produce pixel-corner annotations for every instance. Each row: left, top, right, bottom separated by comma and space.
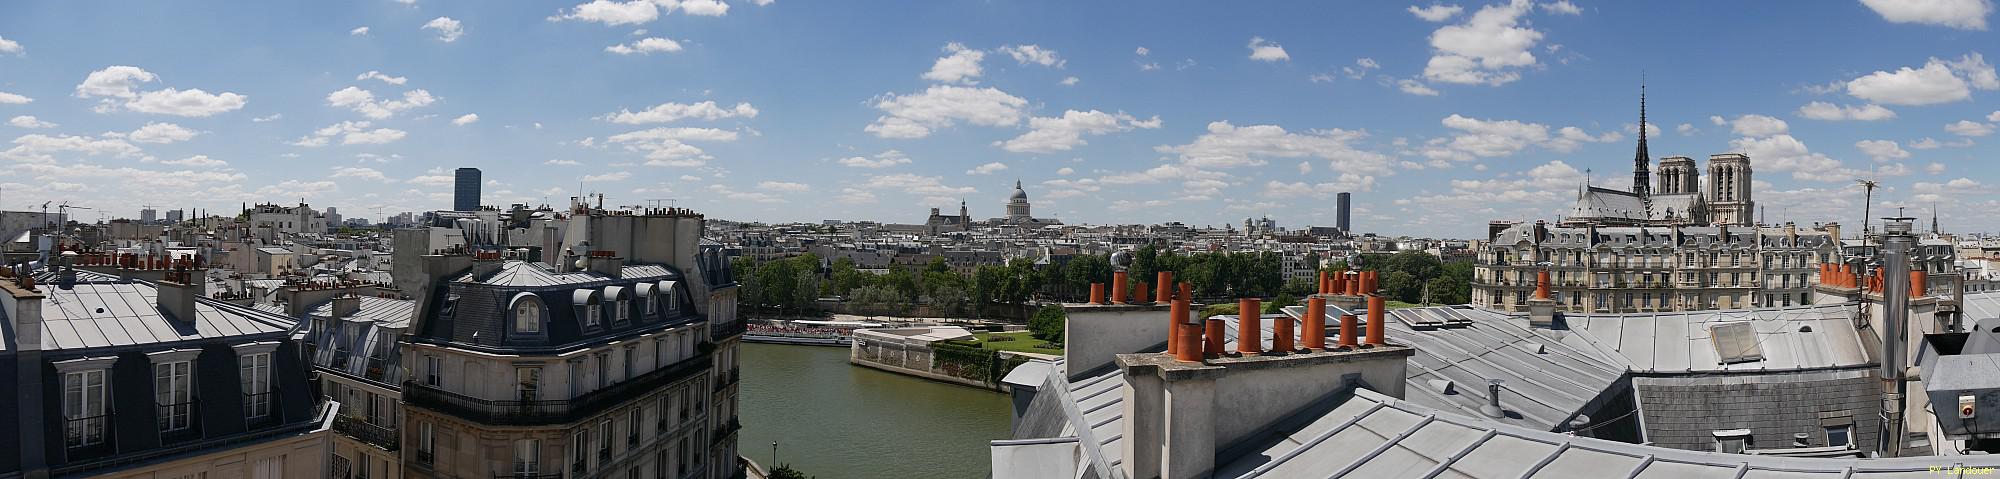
713, 418, 741, 445
416, 449, 435, 465
714, 370, 739, 393
407, 350, 713, 426
710, 321, 747, 341
333, 415, 401, 451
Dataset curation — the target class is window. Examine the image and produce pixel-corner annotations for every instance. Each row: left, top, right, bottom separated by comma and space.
573, 429, 590, 473
425, 355, 443, 386
419, 422, 435, 462
1826, 425, 1852, 447
625, 346, 638, 379
629, 408, 643, 446
157, 360, 195, 432
600, 419, 615, 458
584, 303, 603, 328
646, 293, 659, 316
517, 367, 542, 401
514, 299, 542, 334
63, 369, 108, 447
597, 353, 611, 387
241, 352, 272, 419
1713, 429, 1752, 453
516, 439, 541, 476
615, 298, 631, 324
357, 454, 372, 479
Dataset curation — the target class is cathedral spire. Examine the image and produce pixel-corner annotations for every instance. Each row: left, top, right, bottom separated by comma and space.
1632, 77, 1651, 199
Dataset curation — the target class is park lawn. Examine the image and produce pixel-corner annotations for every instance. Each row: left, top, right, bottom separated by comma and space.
971, 331, 1065, 355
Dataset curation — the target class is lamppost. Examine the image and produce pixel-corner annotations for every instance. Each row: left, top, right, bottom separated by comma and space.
772, 441, 779, 468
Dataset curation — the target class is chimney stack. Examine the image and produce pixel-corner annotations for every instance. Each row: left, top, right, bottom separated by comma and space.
1303, 296, 1326, 350
1272, 301, 1294, 353
1339, 313, 1359, 349
1878, 216, 1916, 458
1155, 271, 1173, 305
1236, 298, 1261, 355
1203, 315, 1225, 359
1090, 283, 1106, 304
1135, 281, 1151, 304
1172, 286, 1200, 362
1112, 271, 1129, 304
157, 259, 200, 324
332, 294, 361, 319
1911, 271, 1926, 299
1317, 270, 1329, 295
1365, 294, 1386, 347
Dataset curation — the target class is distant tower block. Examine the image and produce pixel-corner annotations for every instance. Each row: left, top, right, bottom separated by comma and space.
454, 167, 482, 212
1336, 192, 1352, 233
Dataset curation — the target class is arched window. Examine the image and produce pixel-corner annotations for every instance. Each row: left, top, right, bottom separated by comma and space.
573, 290, 602, 329
511, 293, 544, 334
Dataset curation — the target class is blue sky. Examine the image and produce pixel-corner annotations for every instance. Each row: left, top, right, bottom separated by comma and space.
1, 0, 1997, 238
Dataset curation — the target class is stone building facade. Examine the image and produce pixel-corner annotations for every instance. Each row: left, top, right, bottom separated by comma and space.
1474, 221, 1839, 312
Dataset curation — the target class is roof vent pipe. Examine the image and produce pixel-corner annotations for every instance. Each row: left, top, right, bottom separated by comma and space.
1877, 216, 1915, 458
1480, 379, 1505, 418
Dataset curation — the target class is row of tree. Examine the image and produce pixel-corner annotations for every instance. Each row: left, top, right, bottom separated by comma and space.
727, 247, 1473, 319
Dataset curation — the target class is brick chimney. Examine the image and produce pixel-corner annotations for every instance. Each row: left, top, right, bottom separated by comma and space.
587, 250, 625, 277
1526, 267, 1557, 329
157, 259, 201, 324
332, 294, 361, 319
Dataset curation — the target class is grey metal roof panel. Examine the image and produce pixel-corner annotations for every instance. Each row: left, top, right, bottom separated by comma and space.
307, 296, 415, 327
36, 280, 295, 351
1563, 304, 1867, 372
463, 260, 681, 287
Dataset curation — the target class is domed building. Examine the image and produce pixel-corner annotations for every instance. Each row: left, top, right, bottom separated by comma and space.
1006, 180, 1032, 222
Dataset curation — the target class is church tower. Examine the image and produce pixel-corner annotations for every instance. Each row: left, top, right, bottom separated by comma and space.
1631, 81, 1651, 199
1705, 153, 1754, 226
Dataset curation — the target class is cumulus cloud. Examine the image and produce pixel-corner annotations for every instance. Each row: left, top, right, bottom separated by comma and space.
1060, 76, 1080, 86
865, 85, 1027, 138
1859, 0, 1992, 30
292, 121, 408, 147
0, 92, 30, 104
1264, 174, 1379, 196
452, 113, 480, 125
350, 26, 370, 36
356, 71, 407, 85
1422, 0, 1544, 85
1676, 123, 1697, 135
607, 37, 684, 55
1845, 53, 1998, 105
1796, 101, 1897, 121
327, 86, 436, 119
997, 44, 1064, 68
1157, 121, 1393, 175
331, 167, 395, 182
923, 42, 985, 84
1728, 134, 1885, 182
157, 155, 227, 167
836, 150, 913, 168
7, 116, 56, 129
757, 180, 809, 192
1729, 114, 1790, 136
551, 0, 665, 25
73, 66, 248, 117
997, 109, 1162, 153
128, 122, 199, 144
1539, 0, 1581, 14
605, 126, 739, 167
423, 17, 463, 42
544, 159, 582, 166
1, 133, 143, 163
605, 100, 757, 124
1397, 79, 1441, 96
1408, 4, 1465, 21
965, 162, 1009, 175
0, 35, 21, 55
1247, 37, 1290, 62
1855, 139, 1911, 161
1417, 114, 1618, 161
1946, 119, 1996, 136
857, 173, 976, 201
582, 171, 633, 182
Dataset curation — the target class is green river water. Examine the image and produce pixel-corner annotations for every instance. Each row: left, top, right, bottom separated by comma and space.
739, 342, 1013, 479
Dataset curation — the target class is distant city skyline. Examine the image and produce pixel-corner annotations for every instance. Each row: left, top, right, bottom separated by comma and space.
1, 1, 1997, 237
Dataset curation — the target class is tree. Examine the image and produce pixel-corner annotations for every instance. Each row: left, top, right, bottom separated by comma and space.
827, 257, 862, 297
1029, 304, 1066, 344
1064, 254, 1112, 298
851, 285, 906, 315
1130, 244, 1160, 285
770, 464, 815, 479
1380, 270, 1420, 303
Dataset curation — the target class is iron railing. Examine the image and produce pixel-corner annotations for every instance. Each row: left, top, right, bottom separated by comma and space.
333, 414, 401, 451
710, 321, 746, 340
407, 351, 712, 425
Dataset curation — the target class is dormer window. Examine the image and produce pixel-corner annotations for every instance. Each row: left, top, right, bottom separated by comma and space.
573, 289, 603, 330
512, 294, 544, 334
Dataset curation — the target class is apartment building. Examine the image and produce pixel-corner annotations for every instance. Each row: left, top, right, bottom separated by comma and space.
1474, 221, 1840, 312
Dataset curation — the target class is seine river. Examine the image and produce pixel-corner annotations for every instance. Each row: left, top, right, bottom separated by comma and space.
739, 342, 1013, 478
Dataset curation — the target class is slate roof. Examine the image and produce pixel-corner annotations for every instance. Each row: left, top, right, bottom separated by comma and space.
18, 272, 295, 352
464, 261, 679, 287
1571, 186, 1649, 222
308, 296, 415, 385
1560, 304, 1870, 372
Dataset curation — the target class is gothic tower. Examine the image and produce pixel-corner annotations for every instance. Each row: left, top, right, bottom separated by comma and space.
1656, 156, 1698, 195
1705, 153, 1754, 226
1631, 82, 1651, 199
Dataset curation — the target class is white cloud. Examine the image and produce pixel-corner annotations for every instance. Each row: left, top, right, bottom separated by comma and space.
356, 71, 407, 85
1991, 110, 2000, 122
545, 159, 582, 166
1729, 114, 1789, 136
327, 86, 436, 119
1855, 139, 1911, 161
252, 113, 283, 122
1946, 119, 1996, 136
866, 85, 1027, 138
1408, 4, 1464, 21
1056, 167, 1074, 175
1909, 136, 1976, 149
997, 109, 1162, 153
0, 92, 30, 104
1344, 58, 1380, 79
452, 113, 480, 125
1859, 0, 1992, 30
676, 0, 730, 16
1060, 76, 1080, 86
332, 167, 394, 182
1927, 162, 1948, 174
1397, 79, 1441, 96
965, 162, 1009, 175
423, 17, 463, 42
605, 100, 757, 124
350, 26, 370, 36
1264, 174, 1379, 196
1422, 0, 1543, 85
706, 184, 785, 203
407, 174, 454, 186
293, 121, 408, 147
997, 44, 1064, 68
836, 150, 912, 169
1676, 123, 1697, 135
128, 122, 199, 144
552, 0, 663, 25
923, 42, 985, 84
1135, 46, 1150, 56
1418, 114, 1618, 161
605, 126, 739, 167
1539, 0, 1581, 14
0, 35, 21, 55
583, 171, 633, 182
157, 155, 227, 167
1247, 37, 1290, 62
606, 37, 684, 55
1, 133, 143, 163
1157, 121, 1392, 174
858, 173, 977, 198
757, 180, 810, 192
73, 66, 247, 117
1729, 134, 1870, 182
1796, 101, 1897, 121
1845, 53, 1998, 105
7, 116, 55, 129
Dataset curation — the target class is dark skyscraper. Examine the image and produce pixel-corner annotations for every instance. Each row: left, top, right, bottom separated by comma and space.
454, 167, 481, 211
1337, 192, 1352, 233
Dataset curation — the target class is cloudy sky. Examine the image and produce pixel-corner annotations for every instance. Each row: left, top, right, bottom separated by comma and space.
1, 0, 1997, 237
